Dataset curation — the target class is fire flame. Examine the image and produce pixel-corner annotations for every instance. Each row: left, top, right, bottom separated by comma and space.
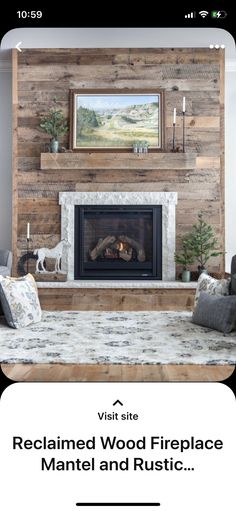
118, 242, 124, 251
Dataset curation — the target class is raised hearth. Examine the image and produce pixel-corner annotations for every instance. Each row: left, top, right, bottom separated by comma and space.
59, 192, 177, 281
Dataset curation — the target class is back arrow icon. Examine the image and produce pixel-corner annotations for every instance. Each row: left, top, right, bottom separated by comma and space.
16, 42, 22, 52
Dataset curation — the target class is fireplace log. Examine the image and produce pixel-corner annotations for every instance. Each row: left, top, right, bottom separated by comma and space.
90, 235, 116, 260
119, 249, 132, 262
118, 235, 146, 262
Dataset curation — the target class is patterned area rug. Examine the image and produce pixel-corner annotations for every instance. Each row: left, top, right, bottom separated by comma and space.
0, 311, 236, 365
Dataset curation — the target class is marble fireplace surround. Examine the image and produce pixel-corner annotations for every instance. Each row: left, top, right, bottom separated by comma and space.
59, 192, 178, 281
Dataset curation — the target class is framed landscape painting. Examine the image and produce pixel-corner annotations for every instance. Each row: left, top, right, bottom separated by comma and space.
69, 89, 164, 151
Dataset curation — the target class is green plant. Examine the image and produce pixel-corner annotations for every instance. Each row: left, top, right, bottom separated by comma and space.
39, 98, 68, 140
174, 235, 195, 270
187, 212, 223, 270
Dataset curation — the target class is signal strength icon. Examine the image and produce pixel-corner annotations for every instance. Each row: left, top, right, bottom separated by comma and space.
199, 10, 209, 18
185, 12, 196, 18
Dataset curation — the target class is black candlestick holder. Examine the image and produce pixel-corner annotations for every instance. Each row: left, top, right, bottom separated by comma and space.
26, 238, 30, 273
182, 111, 185, 153
172, 122, 176, 152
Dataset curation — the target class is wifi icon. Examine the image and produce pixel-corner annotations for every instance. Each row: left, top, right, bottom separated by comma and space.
199, 10, 209, 18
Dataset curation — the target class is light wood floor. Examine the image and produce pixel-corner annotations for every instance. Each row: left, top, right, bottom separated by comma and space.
2, 364, 234, 382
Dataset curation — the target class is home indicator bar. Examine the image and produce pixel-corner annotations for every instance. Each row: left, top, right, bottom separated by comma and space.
76, 504, 161, 508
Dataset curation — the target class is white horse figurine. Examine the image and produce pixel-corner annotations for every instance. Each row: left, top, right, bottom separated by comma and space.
34, 239, 69, 273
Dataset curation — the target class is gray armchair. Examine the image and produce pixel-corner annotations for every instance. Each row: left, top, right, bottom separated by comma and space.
0, 250, 12, 277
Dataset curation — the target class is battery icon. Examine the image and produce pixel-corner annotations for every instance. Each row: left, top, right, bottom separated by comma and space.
211, 10, 227, 18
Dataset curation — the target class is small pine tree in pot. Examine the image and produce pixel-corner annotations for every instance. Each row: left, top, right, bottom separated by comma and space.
39, 98, 68, 153
187, 212, 224, 274
175, 235, 195, 282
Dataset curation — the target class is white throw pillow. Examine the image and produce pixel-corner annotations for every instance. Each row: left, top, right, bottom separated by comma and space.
0, 273, 41, 328
194, 272, 230, 309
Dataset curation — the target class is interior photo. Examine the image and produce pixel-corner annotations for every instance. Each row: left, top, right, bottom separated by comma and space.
0, 28, 236, 381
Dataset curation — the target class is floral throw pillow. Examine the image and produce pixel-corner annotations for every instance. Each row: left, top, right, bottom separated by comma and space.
0, 273, 41, 328
194, 273, 230, 309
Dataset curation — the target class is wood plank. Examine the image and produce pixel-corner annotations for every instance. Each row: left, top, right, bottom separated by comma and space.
17, 177, 220, 200
40, 152, 197, 170
18, 198, 59, 214
2, 364, 233, 382
17, 234, 60, 250
38, 288, 196, 312
17, 47, 221, 65
18, 143, 48, 157
18, 156, 40, 171
18, 221, 60, 236
18, 111, 220, 131
195, 156, 220, 169
17, 91, 221, 114
18, 79, 220, 95
161, 63, 219, 79
166, 116, 220, 129
17, 63, 220, 83
18, 169, 193, 183
17, 64, 165, 82
33, 272, 67, 282
19, 213, 60, 224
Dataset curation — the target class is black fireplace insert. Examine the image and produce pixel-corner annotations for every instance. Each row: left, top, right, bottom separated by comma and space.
74, 205, 162, 279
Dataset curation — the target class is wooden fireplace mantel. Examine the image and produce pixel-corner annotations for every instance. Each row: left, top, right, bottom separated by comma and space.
40, 152, 197, 171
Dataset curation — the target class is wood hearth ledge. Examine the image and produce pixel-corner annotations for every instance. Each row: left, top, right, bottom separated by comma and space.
39, 154, 197, 311
36, 280, 197, 289
37, 283, 196, 311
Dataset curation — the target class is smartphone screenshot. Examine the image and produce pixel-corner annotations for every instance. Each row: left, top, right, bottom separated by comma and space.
0, 6, 235, 511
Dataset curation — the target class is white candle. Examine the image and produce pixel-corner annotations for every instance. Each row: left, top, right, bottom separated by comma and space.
27, 222, 30, 239
183, 96, 186, 113
173, 108, 176, 124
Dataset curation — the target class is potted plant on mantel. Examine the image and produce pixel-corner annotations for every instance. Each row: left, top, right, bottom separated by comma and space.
39, 98, 68, 153
185, 212, 224, 275
175, 235, 194, 282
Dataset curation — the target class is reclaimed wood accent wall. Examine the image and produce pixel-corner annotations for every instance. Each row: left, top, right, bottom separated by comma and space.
13, 48, 225, 276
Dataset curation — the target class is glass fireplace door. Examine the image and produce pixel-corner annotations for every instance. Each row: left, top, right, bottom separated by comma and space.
74, 205, 162, 279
